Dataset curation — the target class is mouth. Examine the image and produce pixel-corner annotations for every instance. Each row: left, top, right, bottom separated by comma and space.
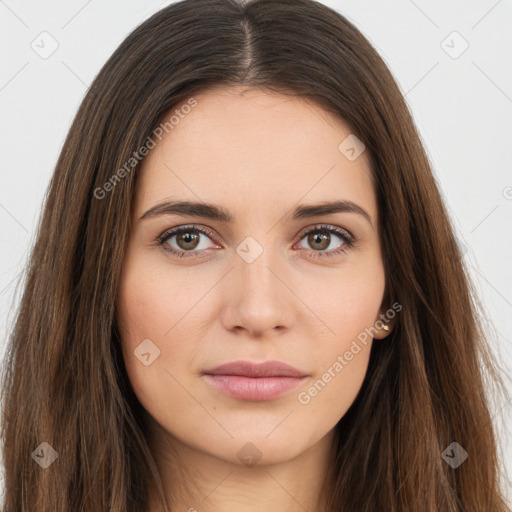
201, 360, 309, 401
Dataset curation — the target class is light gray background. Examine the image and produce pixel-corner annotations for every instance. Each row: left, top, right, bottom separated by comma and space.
1, 0, 511, 503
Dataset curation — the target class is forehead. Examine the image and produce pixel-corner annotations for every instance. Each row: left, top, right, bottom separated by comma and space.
135, 86, 376, 222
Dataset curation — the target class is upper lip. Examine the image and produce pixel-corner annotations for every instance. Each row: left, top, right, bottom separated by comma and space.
202, 360, 308, 378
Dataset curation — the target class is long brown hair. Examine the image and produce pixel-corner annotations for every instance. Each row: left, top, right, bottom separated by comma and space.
1, 0, 510, 510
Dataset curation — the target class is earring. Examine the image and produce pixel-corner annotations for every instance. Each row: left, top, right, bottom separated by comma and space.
382, 323, 390, 332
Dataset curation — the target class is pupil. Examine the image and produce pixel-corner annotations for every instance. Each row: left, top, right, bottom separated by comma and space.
310, 232, 329, 250
178, 231, 199, 250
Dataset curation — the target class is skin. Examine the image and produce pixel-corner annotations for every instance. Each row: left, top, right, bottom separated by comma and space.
116, 86, 394, 512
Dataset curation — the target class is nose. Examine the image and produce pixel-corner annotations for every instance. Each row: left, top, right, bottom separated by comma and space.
220, 243, 294, 338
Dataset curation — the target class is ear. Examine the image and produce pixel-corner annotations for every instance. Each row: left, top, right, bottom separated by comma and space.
372, 302, 397, 340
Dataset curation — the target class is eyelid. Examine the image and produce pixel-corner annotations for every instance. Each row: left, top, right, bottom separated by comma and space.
293, 223, 354, 242
158, 223, 354, 244
156, 223, 356, 258
156, 224, 220, 248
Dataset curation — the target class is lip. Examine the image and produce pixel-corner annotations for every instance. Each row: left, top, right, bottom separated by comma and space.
203, 360, 308, 378
201, 360, 309, 401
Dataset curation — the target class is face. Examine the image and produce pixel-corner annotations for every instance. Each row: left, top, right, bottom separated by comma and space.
116, 86, 388, 466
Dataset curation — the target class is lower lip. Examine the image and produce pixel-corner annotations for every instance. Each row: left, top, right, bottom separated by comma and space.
202, 374, 307, 401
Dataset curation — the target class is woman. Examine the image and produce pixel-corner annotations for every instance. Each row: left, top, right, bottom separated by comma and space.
1, 0, 510, 510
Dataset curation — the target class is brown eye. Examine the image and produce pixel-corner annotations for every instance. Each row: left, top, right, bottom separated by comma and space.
295, 224, 355, 258
157, 225, 220, 258
176, 230, 201, 250
307, 231, 331, 251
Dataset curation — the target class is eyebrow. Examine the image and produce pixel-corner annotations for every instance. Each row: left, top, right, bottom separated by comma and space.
139, 199, 373, 227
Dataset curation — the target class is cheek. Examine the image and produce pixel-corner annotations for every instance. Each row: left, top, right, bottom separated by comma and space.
297, 258, 385, 412
116, 271, 184, 428
115, 258, 215, 413
116, 258, 208, 345
116, 274, 166, 354
297, 292, 379, 424
116, 265, 224, 458
306, 256, 386, 345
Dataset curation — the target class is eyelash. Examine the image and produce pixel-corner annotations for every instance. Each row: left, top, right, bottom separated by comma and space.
155, 223, 356, 260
